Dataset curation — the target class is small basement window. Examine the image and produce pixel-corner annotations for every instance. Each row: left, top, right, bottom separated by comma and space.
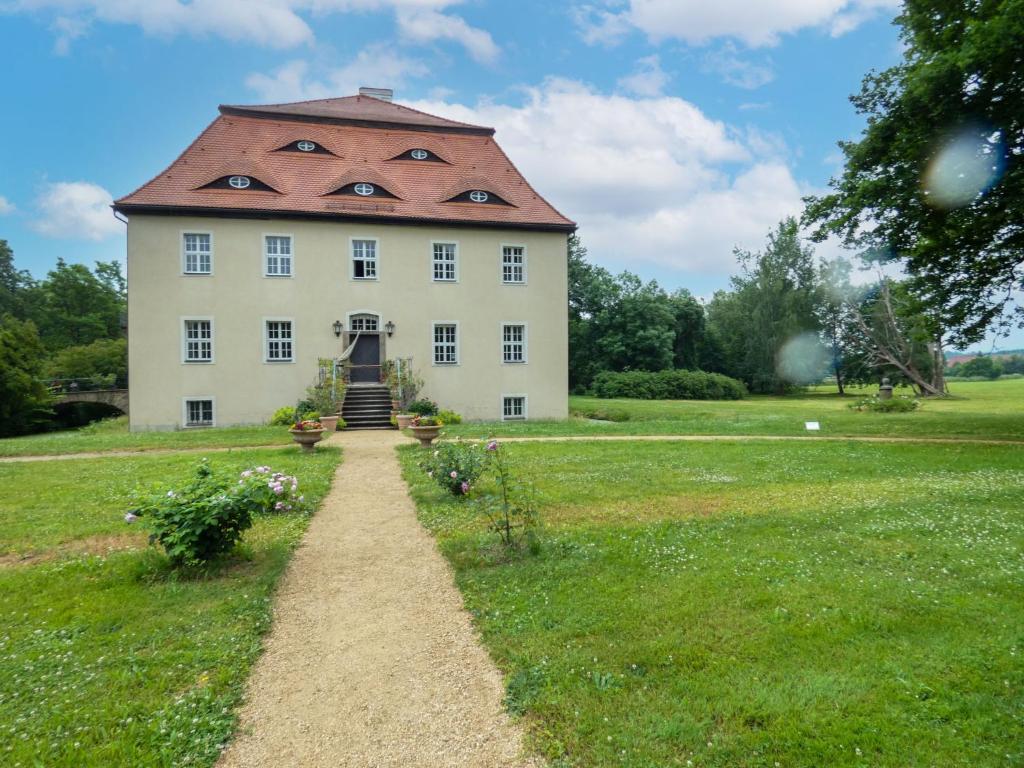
228, 175, 251, 189
502, 395, 527, 421
184, 398, 214, 427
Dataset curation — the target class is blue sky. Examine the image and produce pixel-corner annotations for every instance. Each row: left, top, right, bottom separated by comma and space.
0, 0, 1017, 350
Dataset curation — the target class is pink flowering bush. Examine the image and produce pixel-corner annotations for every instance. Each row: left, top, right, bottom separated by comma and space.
419, 439, 488, 496
126, 461, 309, 567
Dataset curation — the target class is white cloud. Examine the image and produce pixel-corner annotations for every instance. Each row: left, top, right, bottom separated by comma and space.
11, 1, 498, 60
577, 0, 900, 48
32, 181, 123, 240
0, 196, 15, 215
246, 46, 429, 101
702, 43, 774, 89
407, 79, 815, 278
617, 55, 669, 97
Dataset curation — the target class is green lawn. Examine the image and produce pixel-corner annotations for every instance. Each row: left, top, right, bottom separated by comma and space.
400, 438, 1024, 767
0, 447, 341, 766
0, 416, 289, 458
443, 379, 1024, 441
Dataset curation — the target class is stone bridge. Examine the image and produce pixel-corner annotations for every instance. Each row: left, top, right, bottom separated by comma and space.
56, 389, 129, 414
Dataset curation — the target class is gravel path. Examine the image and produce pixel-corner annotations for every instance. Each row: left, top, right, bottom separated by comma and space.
218, 429, 537, 768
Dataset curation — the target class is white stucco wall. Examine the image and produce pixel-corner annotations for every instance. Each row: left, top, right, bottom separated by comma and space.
125, 214, 569, 429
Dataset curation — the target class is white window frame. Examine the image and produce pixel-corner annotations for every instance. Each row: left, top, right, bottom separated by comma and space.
228, 175, 251, 189
263, 233, 294, 278
501, 322, 528, 364
181, 231, 213, 275
263, 317, 295, 363
431, 241, 459, 283
182, 397, 216, 428
350, 237, 380, 281
181, 316, 214, 364
432, 322, 459, 366
297, 140, 316, 152
501, 243, 527, 285
501, 394, 528, 421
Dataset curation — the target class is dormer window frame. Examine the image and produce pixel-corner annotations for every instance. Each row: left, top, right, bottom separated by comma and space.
296, 140, 316, 152
228, 175, 251, 189
469, 190, 489, 203
354, 183, 375, 197
411, 149, 429, 160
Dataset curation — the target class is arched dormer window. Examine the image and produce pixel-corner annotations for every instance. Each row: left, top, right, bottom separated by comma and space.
389, 147, 448, 163
446, 188, 512, 206
327, 182, 399, 199
276, 139, 333, 155
200, 175, 277, 192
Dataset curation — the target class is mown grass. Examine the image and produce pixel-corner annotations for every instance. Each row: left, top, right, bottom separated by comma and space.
400, 438, 1024, 767
0, 416, 289, 458
0, 446, 341, 767
443, 379, 1024, 441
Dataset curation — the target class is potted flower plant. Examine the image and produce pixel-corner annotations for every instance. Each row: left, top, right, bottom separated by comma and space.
289, 419, 326, 452
408, 415, 443, 446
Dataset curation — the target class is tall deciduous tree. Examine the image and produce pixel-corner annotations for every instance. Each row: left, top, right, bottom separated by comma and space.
0, 315, 53, 436
707, 219, 821, 394
0, 240, 33, 319
804, 0, 1023, 345
26, 259, 125, 350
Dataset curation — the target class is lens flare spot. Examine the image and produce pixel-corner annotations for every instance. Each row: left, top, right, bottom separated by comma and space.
776, 332, 830, 385
922, 127, 1005, 210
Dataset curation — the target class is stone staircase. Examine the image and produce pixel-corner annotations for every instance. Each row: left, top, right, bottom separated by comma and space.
341, 384, 396, 430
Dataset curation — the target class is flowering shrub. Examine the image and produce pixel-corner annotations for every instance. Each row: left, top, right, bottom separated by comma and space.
291, 419, 323, 431
848, 395, 921, 413
412, 415, 442, 427
236, 465, 307, 514
473, 439, 539, 550
126, 461, 308, 567
408, 399, 439, 416
419, 439, 488, 495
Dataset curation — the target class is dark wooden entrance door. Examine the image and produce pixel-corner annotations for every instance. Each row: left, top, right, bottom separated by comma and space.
350, 333, 381, 383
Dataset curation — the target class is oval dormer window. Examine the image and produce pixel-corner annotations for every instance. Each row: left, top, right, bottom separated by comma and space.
469, 190, 489, 203
411, 149, 429, 160
354, 183, 375, 196
297, 140, 316, 152
228, 175, 251, 189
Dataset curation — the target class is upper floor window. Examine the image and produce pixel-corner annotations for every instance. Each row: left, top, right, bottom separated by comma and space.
228, 175, 251, 189
502, 324, 526, 363
352, 239, 378, 280
502, 245, 526, 284
277, 139, 331, 155
297, 140, 316, 152
433, 324, 458, 365
183, 232, 211, 274
469, 190, 489, 203
389, 148, 446, 163
183, 319, 213, 363
200, 175, 277, 192
265, 320, 294, 362
264, 235, 293, 277
445, 188, 512, 205
411, 149, 429, 160
327, 181, 399, 199
354, 183, 375, 196
432, 242, 457, 282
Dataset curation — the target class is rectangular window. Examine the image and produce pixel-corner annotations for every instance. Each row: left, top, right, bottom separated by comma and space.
433, 324, 458, 365
184, 399, 214, 427
183, 233, 211, 274
502, 395, 526, 421
432, 242, 457, 282
183, 319, 213, 362
265, 235, 292, 276
502, 324, 526, 363
352, 239, 378, 279
265, 320, 293, 362
502, 245, 525, 284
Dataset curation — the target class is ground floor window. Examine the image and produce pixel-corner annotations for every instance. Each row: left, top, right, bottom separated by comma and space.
265, 320, 293, 361
184, 398, 214, 427
433, 323, 458, 364
502, 395, 527, 420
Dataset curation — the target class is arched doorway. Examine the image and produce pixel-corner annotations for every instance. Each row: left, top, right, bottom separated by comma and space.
345, 311, 384, 384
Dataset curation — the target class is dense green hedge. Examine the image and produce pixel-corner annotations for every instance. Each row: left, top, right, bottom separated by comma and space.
592, 370, 747, 400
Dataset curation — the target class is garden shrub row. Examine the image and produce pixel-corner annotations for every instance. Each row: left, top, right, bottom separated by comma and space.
592, 369, 747, 400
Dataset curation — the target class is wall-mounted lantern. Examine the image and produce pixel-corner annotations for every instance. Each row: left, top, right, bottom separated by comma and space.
384, 320, 395, 337
332, 320, 344, 338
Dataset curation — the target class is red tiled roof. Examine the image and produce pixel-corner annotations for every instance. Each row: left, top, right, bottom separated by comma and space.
115, 95, 575, 232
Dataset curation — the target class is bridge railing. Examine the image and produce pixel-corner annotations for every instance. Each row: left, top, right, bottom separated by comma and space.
43, 376, 128, 394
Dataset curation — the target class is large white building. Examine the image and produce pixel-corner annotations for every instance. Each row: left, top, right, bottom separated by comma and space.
114, 89, 575, 430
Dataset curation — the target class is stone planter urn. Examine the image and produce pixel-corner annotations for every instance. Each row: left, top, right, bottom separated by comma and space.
319, 415, 339, 433
409, 424, 442, 446
289, 428, 326, 452
395, 413, 416, 430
